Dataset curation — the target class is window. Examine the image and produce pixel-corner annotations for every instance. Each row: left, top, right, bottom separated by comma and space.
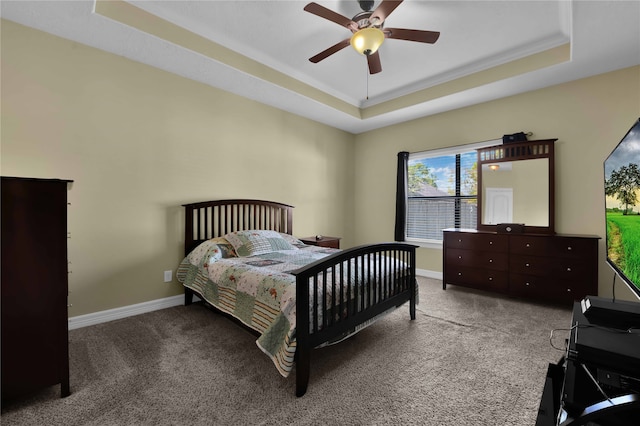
405, 140, 499, 244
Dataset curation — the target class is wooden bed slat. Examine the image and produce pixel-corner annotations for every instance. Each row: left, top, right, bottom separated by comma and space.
182, 199, 293, 254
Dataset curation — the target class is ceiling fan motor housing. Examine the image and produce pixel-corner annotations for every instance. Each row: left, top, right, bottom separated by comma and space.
352, 11, 384, 30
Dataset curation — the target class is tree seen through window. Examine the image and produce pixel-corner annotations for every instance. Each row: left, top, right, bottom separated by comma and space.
406, 150, 478, 241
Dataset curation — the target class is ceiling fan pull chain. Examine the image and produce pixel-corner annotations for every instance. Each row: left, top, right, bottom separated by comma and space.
366, 62, 370, 100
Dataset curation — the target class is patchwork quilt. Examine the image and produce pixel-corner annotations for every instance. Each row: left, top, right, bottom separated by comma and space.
177, 237, 414, 378
177, 241, 339, 377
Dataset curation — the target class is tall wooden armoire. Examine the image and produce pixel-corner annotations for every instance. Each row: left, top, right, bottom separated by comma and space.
1, 176, 72, 400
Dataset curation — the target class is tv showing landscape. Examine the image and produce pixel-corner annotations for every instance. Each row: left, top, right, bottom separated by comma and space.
604, 118, 640, 300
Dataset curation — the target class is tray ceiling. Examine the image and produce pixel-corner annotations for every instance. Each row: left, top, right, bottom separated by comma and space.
2, 0, 639, 133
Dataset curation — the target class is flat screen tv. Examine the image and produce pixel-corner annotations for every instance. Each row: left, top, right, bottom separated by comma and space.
604, 117, 640, 300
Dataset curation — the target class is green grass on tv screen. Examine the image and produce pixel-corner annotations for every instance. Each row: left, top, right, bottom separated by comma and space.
606, 210, 640, 291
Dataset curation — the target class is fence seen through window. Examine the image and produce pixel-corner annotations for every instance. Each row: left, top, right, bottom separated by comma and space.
406, 141, 497, 242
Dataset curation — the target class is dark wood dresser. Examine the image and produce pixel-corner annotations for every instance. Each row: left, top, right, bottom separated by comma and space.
443, 229, 599, 304
1, 176, 72, 400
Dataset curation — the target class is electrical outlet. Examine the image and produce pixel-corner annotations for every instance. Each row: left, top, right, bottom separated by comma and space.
163, 270, 172, 282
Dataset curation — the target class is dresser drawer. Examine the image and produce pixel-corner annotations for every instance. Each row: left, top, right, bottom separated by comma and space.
444, 232, 508, 252
558, 278, 597, 301
509, 235, 552, 255
550, 257, 597, 282
509, 273, 589, 302
548, 237, 598, 259
445, 266, 508, 292
445, 248, 508, 271
509, 273, 555, 299
558, 282, 593, 301
509, 254, 552, 276
510, 255, 593, 280
510, 235, 598, 259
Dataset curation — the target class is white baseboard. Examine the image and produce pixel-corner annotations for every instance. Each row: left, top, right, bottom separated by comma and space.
68, 294, 185, 330
68, 271, 441, 330
417, 268, 442, 280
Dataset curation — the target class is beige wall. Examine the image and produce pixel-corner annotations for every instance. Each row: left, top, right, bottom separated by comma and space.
3, 20, 640, 314
354, 65, 640, 301
1, 21, 355, 316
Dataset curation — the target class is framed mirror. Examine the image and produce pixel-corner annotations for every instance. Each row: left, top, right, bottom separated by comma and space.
476, 139, 556, 234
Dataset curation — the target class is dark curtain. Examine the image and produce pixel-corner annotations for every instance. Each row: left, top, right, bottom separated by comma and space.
394, 151, 409, 242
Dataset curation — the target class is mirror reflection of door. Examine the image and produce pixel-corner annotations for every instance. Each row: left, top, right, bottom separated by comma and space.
484, 188, 513, 225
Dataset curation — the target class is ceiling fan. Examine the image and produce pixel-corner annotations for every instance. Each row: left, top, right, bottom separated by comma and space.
304, 0, 440, 74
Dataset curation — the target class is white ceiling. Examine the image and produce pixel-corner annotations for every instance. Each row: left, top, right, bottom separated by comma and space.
2, 0, 639, 134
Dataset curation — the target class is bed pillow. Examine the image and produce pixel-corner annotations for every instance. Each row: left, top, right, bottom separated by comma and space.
224, 230, 296, 257
279, 233, 307, 248
187, 237, 236, 268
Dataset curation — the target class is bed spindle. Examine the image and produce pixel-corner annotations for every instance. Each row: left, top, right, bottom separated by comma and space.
182, 199, 294, 255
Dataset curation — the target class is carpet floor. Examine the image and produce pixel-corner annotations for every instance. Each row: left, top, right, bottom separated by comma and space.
1, 277, 572, 425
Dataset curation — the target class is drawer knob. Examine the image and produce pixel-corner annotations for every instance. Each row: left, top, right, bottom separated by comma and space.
489, 259, 493, 263
488, 277, 493, 281
458, 239, 462, 243
567, 288, 572, 292
526, 243, 531, 247
489, 241, 493, 245
458, 255, 462, 259
567, 246, 573, 251
525, 263, 530, 267
567, 267, 572, 272
458, 272, 462, 276
525, 282, 530, 286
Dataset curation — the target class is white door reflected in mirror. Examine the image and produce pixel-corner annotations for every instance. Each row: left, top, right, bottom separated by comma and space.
484, 188, 513, 225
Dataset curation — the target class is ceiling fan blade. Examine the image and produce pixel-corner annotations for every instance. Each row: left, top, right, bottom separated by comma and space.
370, 0, 403, 24
309, 38, 351, 63
367, 51, 382, 74
385, 28, 440, 44
304, 2, 355, 29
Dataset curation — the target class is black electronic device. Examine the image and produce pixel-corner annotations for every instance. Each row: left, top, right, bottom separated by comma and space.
502, 132, 528, 143
581, 296, 640, 330
559, 302, 640, 424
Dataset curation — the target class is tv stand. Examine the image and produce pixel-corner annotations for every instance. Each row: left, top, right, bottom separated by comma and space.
536, 300, 640, 425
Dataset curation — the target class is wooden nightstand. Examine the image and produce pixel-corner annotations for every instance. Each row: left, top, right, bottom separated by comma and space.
299, 236, 341, 249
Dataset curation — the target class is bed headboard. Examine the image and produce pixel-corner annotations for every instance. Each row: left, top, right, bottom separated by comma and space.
183, 199, 294, 255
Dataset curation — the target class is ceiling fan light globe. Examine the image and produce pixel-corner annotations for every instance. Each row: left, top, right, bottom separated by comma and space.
350, 27, 385, 56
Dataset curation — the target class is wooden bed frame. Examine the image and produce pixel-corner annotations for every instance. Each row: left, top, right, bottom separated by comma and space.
183, 199, 417, 397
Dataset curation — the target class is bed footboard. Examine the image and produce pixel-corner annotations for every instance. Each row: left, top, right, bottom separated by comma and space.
291, 242, 417, 397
